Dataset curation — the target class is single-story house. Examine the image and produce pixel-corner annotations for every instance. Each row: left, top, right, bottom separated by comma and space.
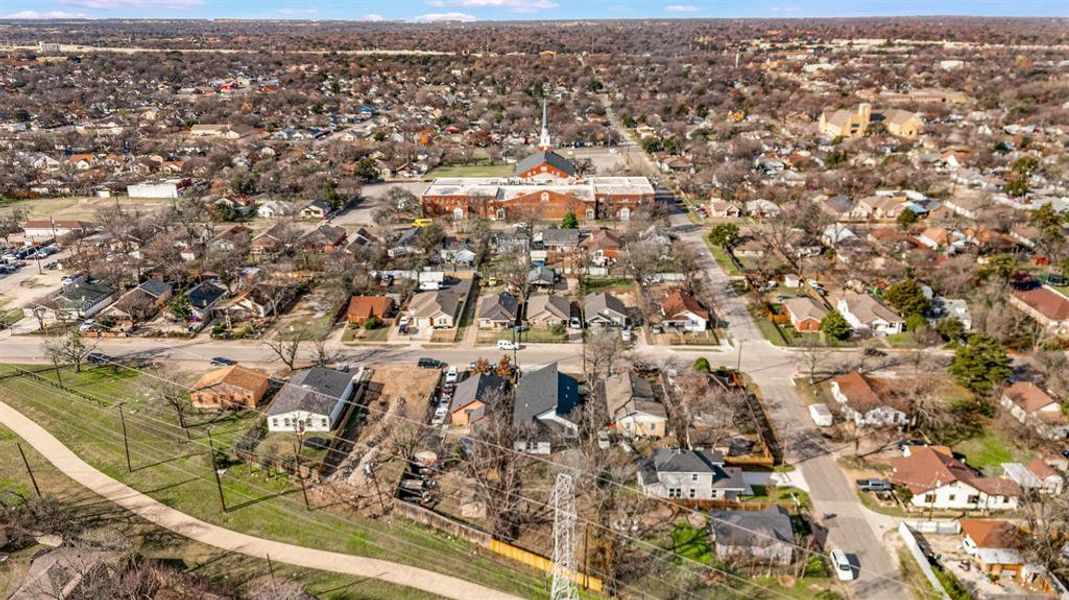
300, 198, 332, 219
190, 365, 271, 410
959, 520, 1044, 585
478, 292, 519, 329
449, 373, 508, 427
346, 295, 393, 326
889, 446, 1021, 511
710, 505, 795, 566
267, 367, 360, 433
660, 290, 710, 332
100, 280, 173, 331
584, 292, 629, 327
829, 372, 910, 427
525, 293, 571, 328
1010, 285, 1069, 336
1001, 459, 1064, 495
407, 277, 474, 329
638, 449, 747, 501
782, 296, 827, 332
836, 292, 905, 336
24, 280, 117, 323
186, 282, 228, 322
999, 381, 1069, 440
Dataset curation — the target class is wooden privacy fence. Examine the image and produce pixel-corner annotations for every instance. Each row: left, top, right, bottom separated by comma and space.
394, 500, 603, 593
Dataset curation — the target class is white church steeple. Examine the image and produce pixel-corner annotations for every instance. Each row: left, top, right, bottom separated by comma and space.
538, 96, 552, 151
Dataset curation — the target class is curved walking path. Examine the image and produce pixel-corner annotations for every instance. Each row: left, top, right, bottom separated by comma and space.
0, 400, 520, 600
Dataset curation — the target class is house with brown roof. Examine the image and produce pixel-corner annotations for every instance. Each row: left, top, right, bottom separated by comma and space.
346, 295, 393, 326
889, 446, 1021, 511
190, 365, 271, 410
782, 296, 827, 332
999, 381, 1069, 441
581, 228, 622, 265
1010, 285, 1069, 336
659, 290, 710, 332
300, 224, 348, 254
959, 520, 1043, 585
881, 109, 923, 138
829, 372, 909, 427
1001, 458, 1064, 496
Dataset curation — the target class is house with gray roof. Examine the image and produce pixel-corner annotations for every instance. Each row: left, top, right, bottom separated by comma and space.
267, 366, 361, 433
513, 363, 581, 454
478, 292, 519, 329
710, 505, 795, 566
638, 448, 747, 501
584, 292, 629, 327
539, 228, 581, 250
449, 373, 508, 426
604, 371, 668, 439
407, 277, 474, 329
528, 266, 558, 288
25, 280, 116, 323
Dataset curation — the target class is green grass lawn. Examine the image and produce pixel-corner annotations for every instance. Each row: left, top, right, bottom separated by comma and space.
0, 365, 553, 599
476, 327, 567, 345
704, 240, 741, 277
581, 277, 635, 294
423, 163, 513, 179
955, 427, 1030, 474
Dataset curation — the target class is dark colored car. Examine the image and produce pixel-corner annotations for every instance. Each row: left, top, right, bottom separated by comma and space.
862, 348, 887, 357
210, 357, 237, 366
86, 352, 113, 364
856, 478, 893, 492
418, 358, 444, 369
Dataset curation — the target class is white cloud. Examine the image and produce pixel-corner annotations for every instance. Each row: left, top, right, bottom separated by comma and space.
1, 9, 90, 18
276, 7, 318, 15
359, 13, 385, 21
426, 0, 557, 11
665, 4, 701, 11
62, 0, 203, 9
412, 12, 477, 22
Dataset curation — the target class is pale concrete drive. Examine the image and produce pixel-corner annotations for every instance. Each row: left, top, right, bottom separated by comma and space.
0, 400, 521, 600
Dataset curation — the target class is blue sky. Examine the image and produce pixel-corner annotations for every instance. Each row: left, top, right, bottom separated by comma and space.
2, 0, 1066, 21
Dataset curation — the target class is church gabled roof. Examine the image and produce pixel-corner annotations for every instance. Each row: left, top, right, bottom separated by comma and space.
514, 150, 576, 178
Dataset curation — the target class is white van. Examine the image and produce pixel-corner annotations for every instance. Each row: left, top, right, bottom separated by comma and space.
497, 339, 518, 351
809, 403, 834, 427
830, 548, 854, 581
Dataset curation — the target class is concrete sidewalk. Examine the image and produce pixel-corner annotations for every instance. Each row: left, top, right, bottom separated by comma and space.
0, 400, 520, 600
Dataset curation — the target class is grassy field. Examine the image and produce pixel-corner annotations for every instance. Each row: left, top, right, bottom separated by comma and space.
0, 195, 171, 221
955, 426, 1030, 474
423, 163, 513, 179
705, 240, 742, 277
0, 364, 554, 599
0, 423, 447, 600
581, 277, 635, 294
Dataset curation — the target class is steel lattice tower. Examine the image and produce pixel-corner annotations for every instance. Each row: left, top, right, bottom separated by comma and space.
549, 472, 578, 600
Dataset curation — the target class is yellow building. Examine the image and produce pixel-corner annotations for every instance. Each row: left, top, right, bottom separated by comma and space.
819, 103, 871, 138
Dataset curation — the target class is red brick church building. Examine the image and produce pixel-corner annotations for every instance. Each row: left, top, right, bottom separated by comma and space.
421, 102, 655, 222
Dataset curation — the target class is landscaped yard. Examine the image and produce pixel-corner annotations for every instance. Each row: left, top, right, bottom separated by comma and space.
476, 326, 568, 345
341, 324, 391, 343
581, 277, 635, 294
0, 364, 554, 599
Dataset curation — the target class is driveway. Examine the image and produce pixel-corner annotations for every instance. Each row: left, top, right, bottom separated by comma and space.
0, 399, 520, 600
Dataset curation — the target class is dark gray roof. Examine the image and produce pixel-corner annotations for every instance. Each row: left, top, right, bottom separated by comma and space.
186, 282, 226, 309
306, 198, 332, 212
449, 373, 508, 414
51, 280, 114, 309
479, 292, 518, 322
514, 150, 576, 177
527, 293, 570, 320
645, 448, 725, 475
513, 362, 580, 428
138, 279, 172, 298
710, 505, 794, 547
268, 367, 354, 417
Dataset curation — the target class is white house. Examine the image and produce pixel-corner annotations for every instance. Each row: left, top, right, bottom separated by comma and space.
267, 367, 362, 433
890, 446, 1021, 511
836, 292, 905, 336
638, 449, 748, 501
999, 382, 1069, 441
829, 372, 909, 427
256, 200, 296, 219
604, 371, 668, 439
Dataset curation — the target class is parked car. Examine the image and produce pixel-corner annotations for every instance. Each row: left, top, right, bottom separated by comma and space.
896, 438, 927, 450
855, 478, 892, 492
86, 352, 112, 365
418, 357, 444, 369
862, 347, 887, 358
445, 366, 459, 384
78, 319, 97, 333
497, 339, 519, 351
210, 357, 237, 366
431, 403, 449, 426
830, 548, 854, 581
621, 327, 632, 342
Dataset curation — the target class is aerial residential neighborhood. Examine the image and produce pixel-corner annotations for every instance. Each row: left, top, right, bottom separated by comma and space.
0, 9, 1067, 600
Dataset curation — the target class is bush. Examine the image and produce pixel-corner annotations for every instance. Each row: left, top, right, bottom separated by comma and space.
364, 315, 382, 330
694, 357, 711, 372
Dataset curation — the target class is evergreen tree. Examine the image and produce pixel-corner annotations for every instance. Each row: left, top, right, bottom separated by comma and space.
821, 310, 851, 341
949, 334, 1012, 394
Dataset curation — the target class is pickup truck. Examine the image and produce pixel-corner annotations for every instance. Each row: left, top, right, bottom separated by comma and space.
855, 478, 892, 492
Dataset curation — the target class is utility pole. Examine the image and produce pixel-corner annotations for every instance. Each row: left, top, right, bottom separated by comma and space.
117, 403, 132, 472
292, 426, 310, 511
16, 442, 41, 497
206, 426, 228, 513
549, 473, 578, 600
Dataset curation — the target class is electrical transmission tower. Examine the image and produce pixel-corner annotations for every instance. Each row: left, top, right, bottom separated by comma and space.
549, 472, 578, 600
